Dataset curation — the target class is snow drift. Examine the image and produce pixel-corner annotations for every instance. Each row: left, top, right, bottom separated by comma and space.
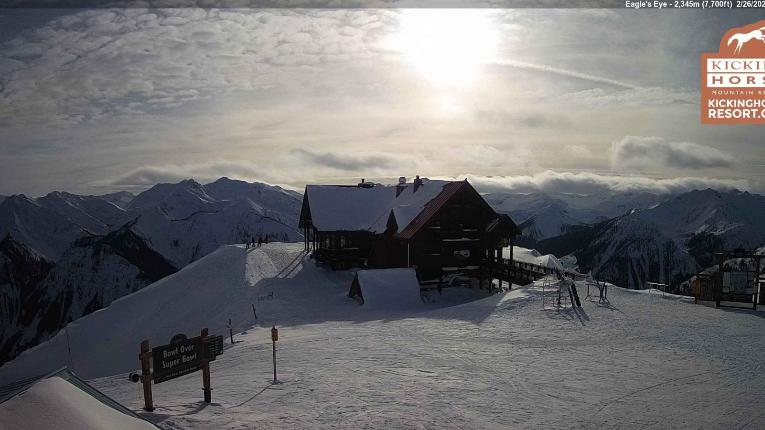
355, 268, 423, 310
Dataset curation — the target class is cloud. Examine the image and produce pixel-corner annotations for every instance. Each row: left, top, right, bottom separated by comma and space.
95, 161, 757, 200
557, 87, 697, 108
494, 59, 639, 90
93, 160, 283, 191
610, 136, 736, 170
443, 171, 752, 196
293, 148, 401, 171
474, 109, 572, 129
0, 9, 389, 126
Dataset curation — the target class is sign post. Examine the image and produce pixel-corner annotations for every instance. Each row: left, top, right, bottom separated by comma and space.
271, 325, 278, 384
139, 340, 154, 412
137, 329, 224, 409
201, 328, 212, 403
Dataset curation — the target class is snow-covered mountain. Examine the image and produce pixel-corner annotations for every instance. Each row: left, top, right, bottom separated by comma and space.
37, 191, 131, 236
128, 177, 303, 266
485, 190, 667, 225
537, 189, 765, 290
0, 224, 177, 364
0, 177, 303, 365
642, 189, 765, 250
0, 195, 87, 261
96, 191, 134, 209
539, 213, 699, 289
485, 193, 587, 244
0, 236, 55, 361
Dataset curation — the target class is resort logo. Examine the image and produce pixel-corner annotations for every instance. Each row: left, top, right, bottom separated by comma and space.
701, 19, 765, 124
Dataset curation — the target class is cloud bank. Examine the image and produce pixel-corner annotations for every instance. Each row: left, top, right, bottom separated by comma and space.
610, 136, 736, 170
449, 171, 752, 196
96, 160, 756, 197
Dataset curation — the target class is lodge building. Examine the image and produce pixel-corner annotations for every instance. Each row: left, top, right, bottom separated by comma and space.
298, 176, 519, 284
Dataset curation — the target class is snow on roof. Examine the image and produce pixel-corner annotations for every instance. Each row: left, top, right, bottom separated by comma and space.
507, 246, 565, 271
374, 180, 454, 235
0, 376, 156, 430
307, 179, 456, 234
355, 268, 423, 310
306, 184, 396, 232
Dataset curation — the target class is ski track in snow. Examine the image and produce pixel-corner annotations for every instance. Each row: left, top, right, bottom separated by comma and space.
9, 242, 759, 429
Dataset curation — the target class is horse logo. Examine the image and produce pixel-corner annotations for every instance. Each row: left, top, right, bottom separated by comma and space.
727, 27, 765, 55
701, 19, 765, 125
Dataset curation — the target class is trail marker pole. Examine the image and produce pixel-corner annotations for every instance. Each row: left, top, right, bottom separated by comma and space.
201, 328, 212, 403
139, 340, 154, 412
228, 319, 234, 344
271, 326, 279, 384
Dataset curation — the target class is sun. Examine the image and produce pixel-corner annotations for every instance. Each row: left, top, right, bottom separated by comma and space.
387, 9, 500, 88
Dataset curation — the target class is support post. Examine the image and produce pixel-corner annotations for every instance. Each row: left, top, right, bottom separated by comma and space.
201, 328, 212, 403
228, 319, 234, 344
139, 340, 154, 412
271, 326, 279, 384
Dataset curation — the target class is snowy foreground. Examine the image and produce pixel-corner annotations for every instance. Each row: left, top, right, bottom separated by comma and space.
3, 243, 765, 429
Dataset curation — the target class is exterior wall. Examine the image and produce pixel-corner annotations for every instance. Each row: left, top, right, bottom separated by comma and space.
312, 230, 375, 269
408, 191, 497, 280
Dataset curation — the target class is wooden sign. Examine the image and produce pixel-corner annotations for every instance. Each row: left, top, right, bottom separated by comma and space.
139, 328, 225, 410
152, 334, 203, 384
204, 335, 224, 362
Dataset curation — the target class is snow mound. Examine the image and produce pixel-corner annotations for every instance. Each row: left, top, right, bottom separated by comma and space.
356, 268, 423, 310
0, 377, 155, 430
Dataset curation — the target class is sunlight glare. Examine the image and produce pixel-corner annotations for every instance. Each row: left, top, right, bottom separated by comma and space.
388, 9, 500, 88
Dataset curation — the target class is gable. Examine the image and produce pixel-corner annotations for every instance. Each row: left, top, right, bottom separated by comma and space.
396, 181, 499, 240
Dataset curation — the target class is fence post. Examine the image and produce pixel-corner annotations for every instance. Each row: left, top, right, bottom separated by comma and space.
201, 328, 212, 403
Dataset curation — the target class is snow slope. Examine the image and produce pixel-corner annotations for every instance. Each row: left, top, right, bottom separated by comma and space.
97, 191, 135, 210
0, 376, 155, 430
0, 244, 255, 381
3, 243, 764, 429
90, 274, 765, 429
0, 225, 177, 366
0, 177, 303, 366
0, 243, 486, 383
37, 191, 130, 236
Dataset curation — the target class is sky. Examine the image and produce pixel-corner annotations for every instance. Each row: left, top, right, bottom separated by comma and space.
0, 7, 763, 197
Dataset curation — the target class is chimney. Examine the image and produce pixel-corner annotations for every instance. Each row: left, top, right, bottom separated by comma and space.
395, 176, 406, 197
413, 175, 423, 193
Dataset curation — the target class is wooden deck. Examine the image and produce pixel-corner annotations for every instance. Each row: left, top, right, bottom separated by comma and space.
488, 258, 582, 286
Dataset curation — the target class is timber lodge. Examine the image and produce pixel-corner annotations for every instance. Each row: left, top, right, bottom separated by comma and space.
299, 176, 521, 286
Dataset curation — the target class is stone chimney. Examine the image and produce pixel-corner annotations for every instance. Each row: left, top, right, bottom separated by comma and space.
413, 175, 423, 193
395, 176, 406, 197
